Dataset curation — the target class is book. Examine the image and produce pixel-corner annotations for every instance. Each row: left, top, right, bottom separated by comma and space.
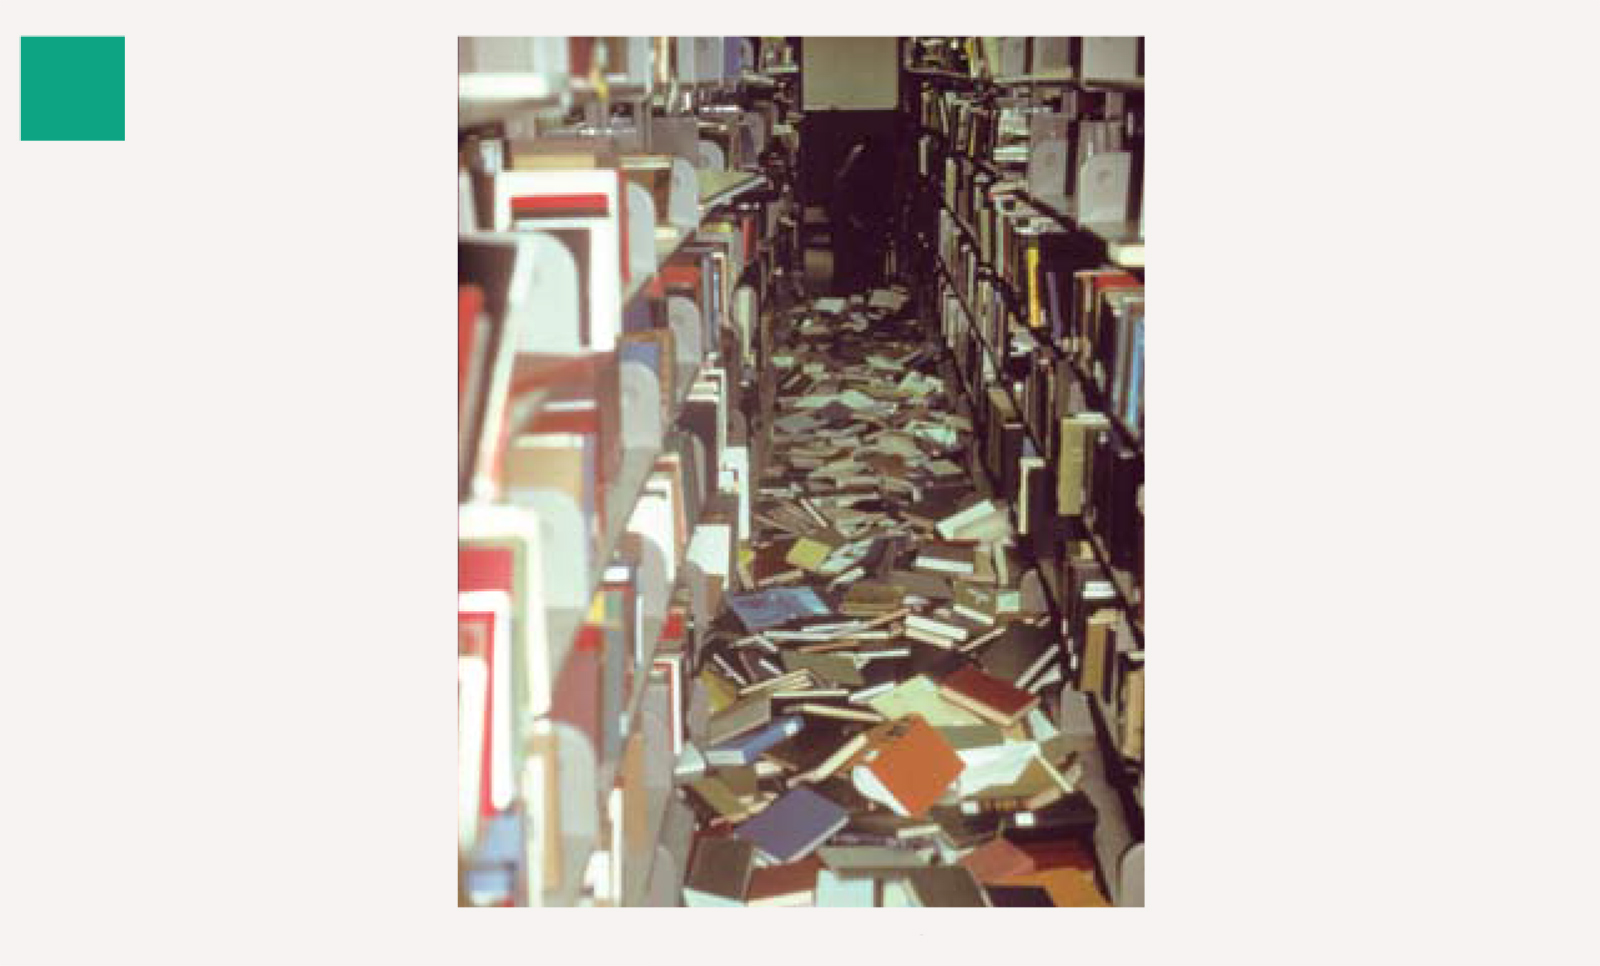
704, 695, 774, 748
848, 715, 966, 818
938, 663, 1041, 728
816, 845, 930, 873
683, 831, 756, 907
494, 169, 626, 350
867, 676, 986, 727
904, 866, 991, 907
686, 775, 753, 823
1001, 794, 1098, 843
764, 720, 863, 775
977, 622, 1058, 690
725, 586, 831, 632
988, 865, 1108, 907
734, 786, 850, 864
984, 884, 1056, 907
705, 714, 805, 767
959, 835, 1037, 883
745, 855, 825, 907
913, 543, 977, 575
794, 731, 871, 785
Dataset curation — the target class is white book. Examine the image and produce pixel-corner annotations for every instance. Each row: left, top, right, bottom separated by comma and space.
457, 655, 488, 853
913, 555, 974, 575
493, 170, 624, 351
906, 613, 970, 642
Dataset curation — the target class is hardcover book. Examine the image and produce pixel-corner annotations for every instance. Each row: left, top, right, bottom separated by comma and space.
849, 715, 966, 818
734, 786, 850, 864
938, 662, 1042, 728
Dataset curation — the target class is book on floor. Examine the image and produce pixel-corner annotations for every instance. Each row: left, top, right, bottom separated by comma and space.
683, 837, 756, 907
849, 714, 966, 818
733, 785, 850, 864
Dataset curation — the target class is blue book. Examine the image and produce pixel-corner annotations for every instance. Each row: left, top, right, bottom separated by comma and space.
726, 586, 830, 632
706, 714, 805, 767
734, 786, 849, 864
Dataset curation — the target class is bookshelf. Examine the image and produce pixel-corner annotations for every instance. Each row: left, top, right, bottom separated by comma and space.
902, 38, 1145, 891
459, 35, 797, 907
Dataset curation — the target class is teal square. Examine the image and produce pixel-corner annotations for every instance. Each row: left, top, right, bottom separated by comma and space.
21, 36, 126, 141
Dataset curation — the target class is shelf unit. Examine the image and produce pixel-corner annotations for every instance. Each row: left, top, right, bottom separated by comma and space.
931, 258, 1143, 643
901, 41, 1145, 870
458, 37, 793, 899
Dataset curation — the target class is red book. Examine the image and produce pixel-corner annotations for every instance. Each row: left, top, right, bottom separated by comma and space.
660, 262, 701, 299
1011, 836, 1096, 873
959, 836, 1037, 883
459, 285, 484, 402
509, 193, 611, 219
937, 663, 1040, 727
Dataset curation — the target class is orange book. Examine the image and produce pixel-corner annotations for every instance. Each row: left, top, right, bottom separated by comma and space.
848, 715, 965, 818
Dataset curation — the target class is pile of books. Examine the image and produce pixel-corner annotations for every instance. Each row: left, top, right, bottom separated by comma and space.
673, 288, 1110, 907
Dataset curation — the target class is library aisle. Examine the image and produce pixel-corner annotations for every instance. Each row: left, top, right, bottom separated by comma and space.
678, 288, 1113, 907
459, 36, 1143, 908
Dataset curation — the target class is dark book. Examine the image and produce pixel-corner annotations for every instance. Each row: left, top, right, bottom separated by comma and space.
1001, 793, 1098, 844
905, 866, 990, 907
985, 884, 1056, 907
678, 394, 723, 503
683, 837, 755, 906
977, 621, 1058, 689
763, 720, 861, 774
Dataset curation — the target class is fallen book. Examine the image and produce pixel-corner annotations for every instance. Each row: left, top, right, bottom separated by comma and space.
725, 586, 831, 632
734, 785, 850, 864
745, 854, 825, 907
849, 714, 966, 818
937, 663, 1041, 728
705, 714, 805, 767
904, 866, 991, 907
683, 836, 756, 906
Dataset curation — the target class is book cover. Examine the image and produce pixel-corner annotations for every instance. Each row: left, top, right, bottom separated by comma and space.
683, 836, 755, 907
705, 714, 805, 767
849, 714, 966, 818
733, 786, 850, 864
959, 835, 1037, 883
725, 586, 831, 632
905, 866, 991, 907
939, 662, 1042, 728
744, 854, 825, 907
